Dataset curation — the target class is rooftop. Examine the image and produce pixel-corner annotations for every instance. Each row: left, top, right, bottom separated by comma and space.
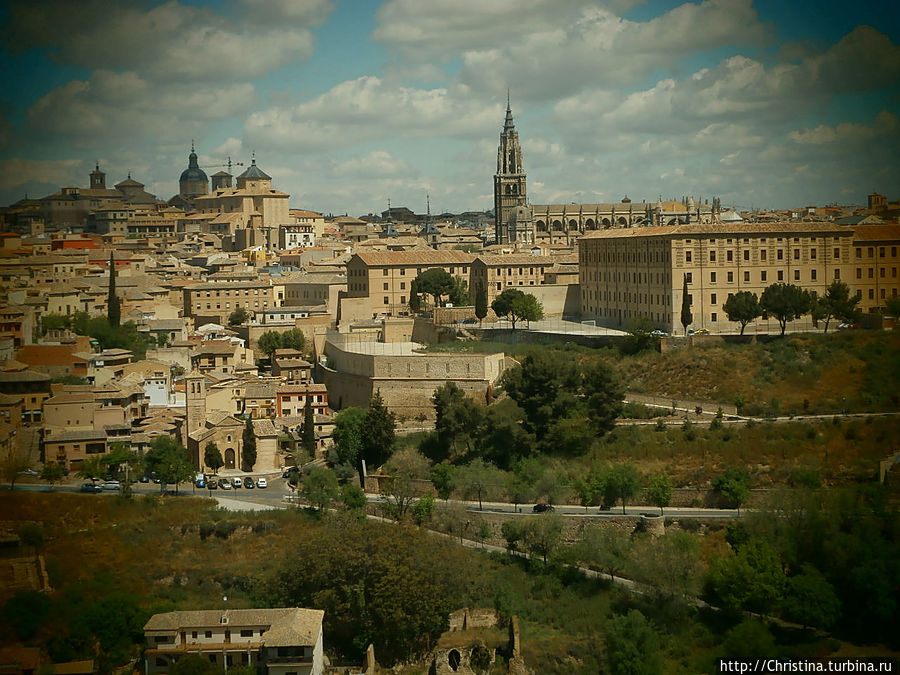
144, 608, 323, 647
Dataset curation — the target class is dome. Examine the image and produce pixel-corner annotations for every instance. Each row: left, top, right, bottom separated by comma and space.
180, 147, 208, 184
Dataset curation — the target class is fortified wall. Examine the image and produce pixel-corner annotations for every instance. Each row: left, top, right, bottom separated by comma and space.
319, 332, 506, 419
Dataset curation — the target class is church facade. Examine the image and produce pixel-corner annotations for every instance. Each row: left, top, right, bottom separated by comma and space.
492, 102, 719, 245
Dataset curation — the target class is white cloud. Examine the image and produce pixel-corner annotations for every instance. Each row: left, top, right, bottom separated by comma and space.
0, 158, 85, 191
244, 76, 498, 151
330, 151, 410, 179
1, 0, 329, 82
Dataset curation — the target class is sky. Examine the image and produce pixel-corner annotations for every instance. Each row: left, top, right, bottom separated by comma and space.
0, 0, 898, 217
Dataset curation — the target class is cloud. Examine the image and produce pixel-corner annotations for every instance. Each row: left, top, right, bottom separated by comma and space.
25, 71, 256, 149
0, 157, 85, 191
244, 76, 498, 151
1, 0, 329, 82
330, 151, 410, 179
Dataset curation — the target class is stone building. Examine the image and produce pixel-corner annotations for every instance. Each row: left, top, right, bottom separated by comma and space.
578, 221, 859, 333
493, 99, 528, 245
850, 224, 900, 312
470, 253, 578, 304
143, 608, 324, 675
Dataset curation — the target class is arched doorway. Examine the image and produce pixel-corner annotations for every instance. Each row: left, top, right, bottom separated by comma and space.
225, 448, 236, 469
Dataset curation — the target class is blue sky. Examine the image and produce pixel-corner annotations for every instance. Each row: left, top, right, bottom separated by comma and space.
0, 0, 898, 216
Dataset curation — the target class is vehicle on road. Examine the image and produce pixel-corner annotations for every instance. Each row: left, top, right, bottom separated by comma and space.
650, 329, 669, 337
195, 478, 206, 489
207, 480, 217, 490
232, 477, 243, 489
256, 477, 268, 489
838, 322, 859, 330
80, 482, 102, 493
218, 479, 231, 490
139, 475, 150, 483
532, 503, 555, 513
689, 328, 711, 336
100, 480, 121, 491
282, 466, 298, 479
243, 477, 255, 489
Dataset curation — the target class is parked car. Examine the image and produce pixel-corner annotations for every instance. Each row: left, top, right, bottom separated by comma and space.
532, 503, 555, 513
100, 480, 121, 491
218, 479, 231, 490
838, 322, 859, 330
282, 466, 298, 479
139, 475, 150, 483
207, 480, 217, 490
80, 482, 102, 493
232, 477, 243, 489
650, 329, 669, 337
256, 477, 268, 489
243, 477, 255, 489
17, 469, 39, 477
689, 328, 710, 336
195, 478, 206, 489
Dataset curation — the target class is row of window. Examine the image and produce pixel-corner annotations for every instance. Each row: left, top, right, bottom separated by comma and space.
686, 268, 839, 284
195, 302, 267, 311
857, 247, 898, 258
856, 267, 898, 279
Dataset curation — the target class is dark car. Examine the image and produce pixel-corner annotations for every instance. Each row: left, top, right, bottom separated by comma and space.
80, 482, 102, 493
139, 475, 150, 483
243, 476, 255, 489
207, 479, 217, 490
282, 466, 299, 479
532, 503, 555, 513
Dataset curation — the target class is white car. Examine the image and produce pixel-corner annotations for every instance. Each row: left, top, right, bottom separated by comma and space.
232, 477, 243, 489
256, 477, 268, 489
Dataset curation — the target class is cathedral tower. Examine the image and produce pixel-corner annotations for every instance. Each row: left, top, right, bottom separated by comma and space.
90, 163, 106, 190
493, 96, 528, 244
179, 142, 209, 198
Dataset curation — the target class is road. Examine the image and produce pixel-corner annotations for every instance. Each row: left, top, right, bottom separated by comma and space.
8, 479, 742, 519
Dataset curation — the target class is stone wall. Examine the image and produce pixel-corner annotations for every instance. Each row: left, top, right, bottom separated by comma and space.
525, 283, 580, 317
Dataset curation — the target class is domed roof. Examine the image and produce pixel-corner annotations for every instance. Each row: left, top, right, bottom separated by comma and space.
180, 145, 208, 184
238, 158, 271, 180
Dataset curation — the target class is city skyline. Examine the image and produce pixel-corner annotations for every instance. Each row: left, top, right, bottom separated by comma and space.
0, 0, 898, 216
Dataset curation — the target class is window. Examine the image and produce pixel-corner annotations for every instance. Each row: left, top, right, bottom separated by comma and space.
383, 296, 389, 304
834, 269, 840, 280
778, 270, 784, 281
711, 313, 718, 322
192, 632, 198, 639
880, 267, 886, 278
743, 250, 750, 261
708, 250, 715, 262
399, 268, 405, 275
761, 271, 767, 282
777, 249, 783, 260
383, 269, 388, 276
686, 250, 693, 263
834, 248, 841, 259
710, 271, 717, 283
685, 272, 693, 283
711, 293, 717, 304
869, 289, 875, 299
794, 270, 800, 281
744, 271, 750, 282
727, 250, 733, 262
240, 630, 253, 637
811, 249, 817, 260
857, 268, 862, 279
794, 249, 800, 260
761, 250, 767, 261
727, 271, 734, 282
400, 282, 406, 290
205, 631, 213, 638
868, 247, 874, 257
856, 248, 862, 258
811, 270, 817, 281
400, 296, 406, 304
869, 268, 874, 279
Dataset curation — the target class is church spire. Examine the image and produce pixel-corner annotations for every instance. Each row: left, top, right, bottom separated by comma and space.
504, 91, 515, 132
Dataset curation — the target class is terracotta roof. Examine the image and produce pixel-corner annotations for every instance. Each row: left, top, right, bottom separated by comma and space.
277, 384, 328, 394
475, 253, 577, 266
851, 224, 900, 241
144, 608, 323, 648
352, 250, 475, 266
580, 221, 852, 240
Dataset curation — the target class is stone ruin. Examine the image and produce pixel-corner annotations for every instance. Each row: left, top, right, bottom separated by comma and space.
429, 608, 529, 675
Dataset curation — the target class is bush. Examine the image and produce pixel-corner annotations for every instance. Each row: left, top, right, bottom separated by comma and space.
214, 521, 236, 539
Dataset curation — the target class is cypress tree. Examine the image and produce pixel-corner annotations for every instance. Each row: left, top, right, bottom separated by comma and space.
474, 283, 487, 323
301, 394, 316, 458
107, 252, 120, 327
680, 273, 692, 335
242, 417, 257, 472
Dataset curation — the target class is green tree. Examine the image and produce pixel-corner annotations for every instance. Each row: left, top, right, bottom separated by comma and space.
713, 466, 751, 511
77, 456, 106, 482
631, 531, 703, 601
170, 654, 220, 675
819, 280, 860, 332
84, 592, 147, 666
760, 282, 812, 336
722, 291, 762, 335
227, 307, 249, 326
362, 391, 395, 470
706, 538, 786, 614
477, 398, 533, 470
474, 282, 487, 323
457, 458, 502, 511
520, 512, 563, 563
581, 360, 625, 434
680, 273, 692, 335
0, 448, 35, 489
491, 288, 525, 327
107, 252, 120, 328
781, 564, 841, 629
144, 435, 195, 492
204, 441, 224, 474
510, 292, 543, 327
415, 268, 454, 307
412, 493, 435, 526
647, 472, 673, 515
500, 350, 581, 439
382, 448, 430, 521
1, 590, 52, 641
280, 328, 307, 352
605, 609, 663, 675
448, 275, 470, 306
340, 483, 367, 511
886, 296, 900, 318
572, 525, 633, 578
41, 313, 72, 335
604, 463, 641, 514
301, 467, 340, 512
722, 621, 777, 660
301, 395, 316, 457
332, 407, 367, 478
40, 462, 65, 490
257, 330, 283, 358
408, 279, 421, 312
429, 462, 455, 501
431, 382, 483, 460
242, 417, 257, 471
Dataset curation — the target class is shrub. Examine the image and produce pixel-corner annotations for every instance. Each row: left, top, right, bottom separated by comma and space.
214, 521, 236, 539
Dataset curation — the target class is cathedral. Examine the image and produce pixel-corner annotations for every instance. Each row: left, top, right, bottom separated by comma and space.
492, 102, 719, 245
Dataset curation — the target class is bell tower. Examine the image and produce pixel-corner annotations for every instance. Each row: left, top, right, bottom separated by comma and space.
493, 94, 527, 244
90, 162, 106, 190
185, 371, 207, 439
